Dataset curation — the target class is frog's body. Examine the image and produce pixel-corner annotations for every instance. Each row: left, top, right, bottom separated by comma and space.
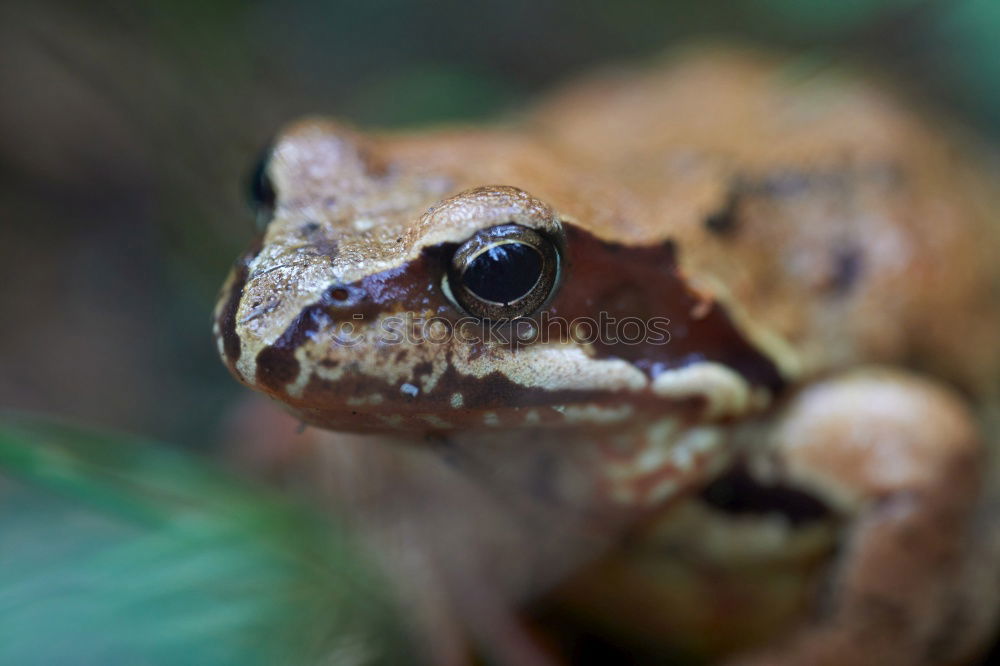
215, 47, 1000, 665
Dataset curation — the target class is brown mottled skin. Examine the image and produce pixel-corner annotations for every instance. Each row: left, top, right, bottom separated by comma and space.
216, 47, 1000, 665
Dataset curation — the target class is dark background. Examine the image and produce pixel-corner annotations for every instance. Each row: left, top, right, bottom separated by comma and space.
2, 0, 998, 447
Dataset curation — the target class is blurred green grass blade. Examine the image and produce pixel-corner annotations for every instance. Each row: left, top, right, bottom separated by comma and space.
0, 414, 417, 666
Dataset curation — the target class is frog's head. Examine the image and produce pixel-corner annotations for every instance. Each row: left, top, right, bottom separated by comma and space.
214, 120, 784, 432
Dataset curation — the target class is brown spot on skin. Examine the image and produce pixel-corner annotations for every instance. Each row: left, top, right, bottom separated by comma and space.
412, 361, 434, 380
297, 221, 339, 260
310, 238, 339, 262
751, 170, 828, 198
705, 164, 899, 239
703, 170, 832, 237
255, 344, 301, 392
254, 285, 345, 392
704, 191, 740, 236
829, 245, 864, 296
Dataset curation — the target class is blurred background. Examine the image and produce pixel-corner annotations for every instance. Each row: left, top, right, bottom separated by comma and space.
3, 2, 1000, 664
3, 0, 1000, 449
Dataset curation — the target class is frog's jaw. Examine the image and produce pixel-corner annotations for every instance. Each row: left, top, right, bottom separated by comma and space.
218, 340, 765, 435
444, 417, 732, 512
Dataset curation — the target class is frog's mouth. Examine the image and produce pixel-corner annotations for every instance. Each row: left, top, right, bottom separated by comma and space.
269, 353, 770, 434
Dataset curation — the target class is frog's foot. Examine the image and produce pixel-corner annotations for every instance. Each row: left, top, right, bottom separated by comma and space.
729, 368, 998, 666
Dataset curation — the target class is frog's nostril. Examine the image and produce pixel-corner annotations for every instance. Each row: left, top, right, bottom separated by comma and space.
323, 284, 367, 310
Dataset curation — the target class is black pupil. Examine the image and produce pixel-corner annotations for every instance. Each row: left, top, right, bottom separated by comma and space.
462, 242, 543, 304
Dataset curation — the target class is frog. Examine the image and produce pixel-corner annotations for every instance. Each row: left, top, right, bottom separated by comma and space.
214, 46, 1000, 665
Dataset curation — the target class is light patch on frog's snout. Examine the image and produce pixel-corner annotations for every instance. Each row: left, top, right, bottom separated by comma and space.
229, 255, 341, 384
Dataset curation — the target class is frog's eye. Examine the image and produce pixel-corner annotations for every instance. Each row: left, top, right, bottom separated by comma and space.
447, 223, 560, 320
247, 149, 276, 229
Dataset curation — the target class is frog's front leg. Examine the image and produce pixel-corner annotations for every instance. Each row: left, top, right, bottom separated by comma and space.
731, 368, 995, 666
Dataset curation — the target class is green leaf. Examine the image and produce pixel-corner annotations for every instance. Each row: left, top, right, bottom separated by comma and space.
0, 414, 417, 666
